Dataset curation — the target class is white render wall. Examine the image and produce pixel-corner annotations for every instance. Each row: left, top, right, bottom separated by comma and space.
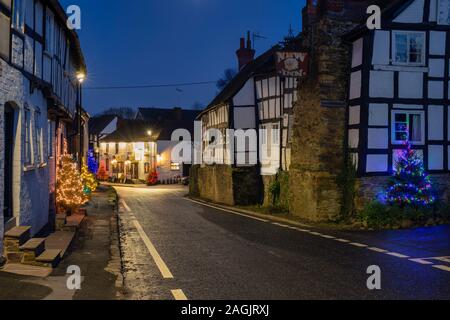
0, 58, 50, 256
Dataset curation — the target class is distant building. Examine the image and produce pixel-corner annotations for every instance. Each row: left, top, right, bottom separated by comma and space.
98, 108, 199, 183
1, 0, 87, 256
88, 115, 119, 158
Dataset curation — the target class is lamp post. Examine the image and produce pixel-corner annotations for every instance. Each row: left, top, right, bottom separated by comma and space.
76, 72, 85, 170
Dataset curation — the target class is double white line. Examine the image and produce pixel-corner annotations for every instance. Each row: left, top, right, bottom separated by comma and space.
120, 199, 188, 300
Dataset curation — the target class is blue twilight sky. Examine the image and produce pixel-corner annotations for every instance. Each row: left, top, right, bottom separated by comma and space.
60, 0, 306, 115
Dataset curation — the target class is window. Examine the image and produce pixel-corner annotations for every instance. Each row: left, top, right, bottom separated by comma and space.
392, 31, 425, 66
35, 112, 42, 164
171, 162, 180, 171
24, 109, 32, 165
438, 0, 450, 25
44, 9, 54, 54
48, 120, 54, 158
12, 0, 24, 32
392, 110, 425, 145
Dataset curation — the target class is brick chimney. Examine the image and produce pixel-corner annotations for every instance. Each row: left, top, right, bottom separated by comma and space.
236, 31, 255, 71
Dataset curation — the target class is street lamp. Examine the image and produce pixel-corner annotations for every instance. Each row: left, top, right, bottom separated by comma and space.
147, 130, 152, 137
76, 71, 86, 169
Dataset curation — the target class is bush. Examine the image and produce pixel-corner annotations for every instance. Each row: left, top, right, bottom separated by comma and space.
359, 201, 449, 230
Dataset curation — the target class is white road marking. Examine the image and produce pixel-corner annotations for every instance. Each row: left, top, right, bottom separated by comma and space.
184, 198, 269, 222
386, 252, 410, 258
132, 219, 174, 279
171, 289, 188, 300
433, 265, 450, 272
350, 242, 368, 248
409, 258, 434, 265
272, 223, 291, 228
335, 239, 351, 243
320, 235, 336, 239
293, 228, 310, 232
120, 199, 132, 212
434, 256, 450, 263
368, 247, 388, 253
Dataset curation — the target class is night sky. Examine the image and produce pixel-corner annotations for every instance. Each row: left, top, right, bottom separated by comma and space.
60, 0, 305, 115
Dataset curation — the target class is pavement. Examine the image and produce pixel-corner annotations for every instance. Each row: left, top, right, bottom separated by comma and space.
115, 185, 450, 300
0, 185, 123, 300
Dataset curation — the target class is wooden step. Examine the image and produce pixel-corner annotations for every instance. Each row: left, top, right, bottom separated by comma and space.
4, 226, 31, 246
20, 238, 46, 263
35, 249, 62, 268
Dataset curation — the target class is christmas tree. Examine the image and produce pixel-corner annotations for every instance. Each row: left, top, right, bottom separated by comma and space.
385, 142, 435, 207
87, 148, 99, 174
81, 158, 98, 196
56, 155, 88, 214
97, 162, 108, 181
147, 170, 159, 186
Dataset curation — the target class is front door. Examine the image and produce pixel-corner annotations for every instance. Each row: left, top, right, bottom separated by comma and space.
3, 104, 14, 222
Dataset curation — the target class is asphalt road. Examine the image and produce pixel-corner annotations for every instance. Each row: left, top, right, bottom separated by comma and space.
115, 185, 450, 300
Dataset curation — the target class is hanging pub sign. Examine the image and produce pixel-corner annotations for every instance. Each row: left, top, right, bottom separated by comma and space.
275, 52, 309, 78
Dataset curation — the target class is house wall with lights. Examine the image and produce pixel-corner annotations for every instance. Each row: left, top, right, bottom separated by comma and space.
288, 0, 450, 222
0, 0, 87, 255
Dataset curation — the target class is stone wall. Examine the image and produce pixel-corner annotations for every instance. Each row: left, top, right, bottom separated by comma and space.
355, 174, 450, 211
289, 16, 357, 222
190, 165, 262, 206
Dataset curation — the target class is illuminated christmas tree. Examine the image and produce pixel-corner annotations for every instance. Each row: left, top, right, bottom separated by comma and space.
385, 142, 435, 207
97, 162, 108, 181
147, 170, 159, 186
56, 155, 88, 214
87, 148, 99, 174
81, 159, 98, 196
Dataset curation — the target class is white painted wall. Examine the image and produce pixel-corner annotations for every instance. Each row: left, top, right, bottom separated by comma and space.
428, 105, 444, 140
430, 31, 446, 55
429, 145, 444, 170
350, 71, 361, 100
372, 31, 390, 65
366, 154, 388, 172
368, 128, 389, 149
428, 81, 444, 99
370, 71, 394, 98
393, 0, 425, 23
399, 72, 423, 99
349, 106, 360, 125
352, 38, 363, 68
369, 104, 389, 126
430, 0, 437, 21
348, 129, 359, 148
234, 107, 255, 129
429, 59, 445, 77
233, 78, 255, 106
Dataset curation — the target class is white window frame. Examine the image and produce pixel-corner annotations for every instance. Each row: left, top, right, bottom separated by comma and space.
12, 0, 25, 32
34, 111, 42, 164
24, 108, 32, 165
44, 8, 54, 55
392, 31, 426, 66
438, 0, 450, 25
391, 110, 425, 145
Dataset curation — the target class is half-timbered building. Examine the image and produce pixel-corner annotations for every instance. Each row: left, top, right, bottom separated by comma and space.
0, 0, 87, 257
192, 34, 302, 206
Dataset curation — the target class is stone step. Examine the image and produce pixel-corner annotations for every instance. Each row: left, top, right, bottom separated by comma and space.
56, 214, 67, 231
35, 249, 62, 268
20, 238, 46, 257
45, 231, 75, 258
62, 214, 85, 232
4, 226, 31, 246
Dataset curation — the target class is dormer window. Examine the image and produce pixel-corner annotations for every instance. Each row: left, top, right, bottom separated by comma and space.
392, 31, 426, 66
438, 0, 450, 25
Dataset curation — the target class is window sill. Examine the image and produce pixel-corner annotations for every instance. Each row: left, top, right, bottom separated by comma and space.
373, 64, 428, 72
23, 165, 36, 172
